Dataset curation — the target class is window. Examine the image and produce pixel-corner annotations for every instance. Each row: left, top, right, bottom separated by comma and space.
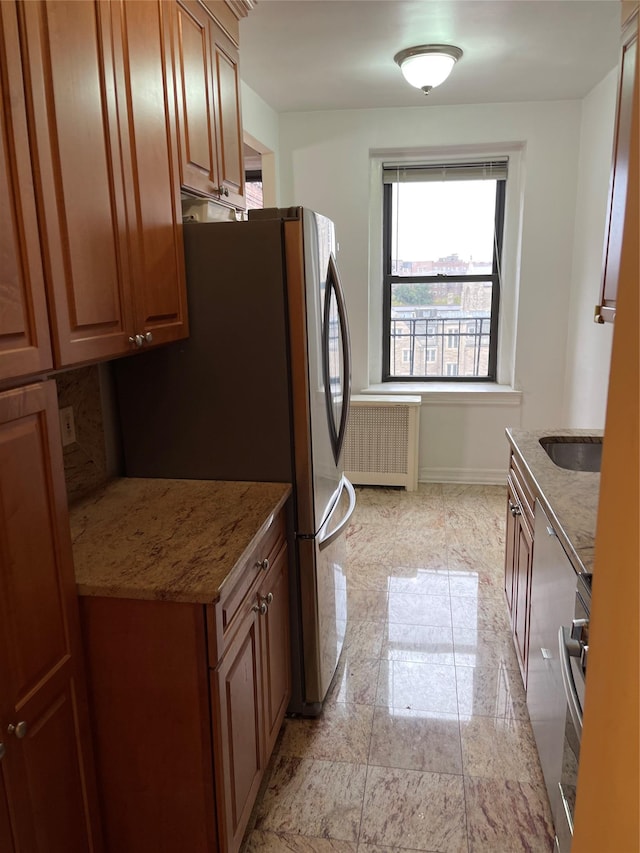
382, 160, 506, 381
244, 168, 263, 210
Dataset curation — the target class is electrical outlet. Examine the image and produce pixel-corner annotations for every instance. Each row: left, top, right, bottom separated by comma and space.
59, 406, 76, 447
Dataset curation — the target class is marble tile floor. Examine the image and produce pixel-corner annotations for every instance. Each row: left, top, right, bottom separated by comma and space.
242, 484, 555, 853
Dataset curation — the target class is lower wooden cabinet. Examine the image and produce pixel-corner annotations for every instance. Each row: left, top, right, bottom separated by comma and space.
504, 454, 535, 688
212, 544, 290, 852
80, 510, 291, 853
0, 381, 102, 852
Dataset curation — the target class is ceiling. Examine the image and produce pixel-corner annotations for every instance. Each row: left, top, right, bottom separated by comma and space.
239, 1, 621, 113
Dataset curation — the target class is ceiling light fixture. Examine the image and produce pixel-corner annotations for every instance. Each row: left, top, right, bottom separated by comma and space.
394, 44, 463, 95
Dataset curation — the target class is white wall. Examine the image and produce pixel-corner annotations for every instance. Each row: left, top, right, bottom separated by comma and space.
241, 83, 281, 204
563, 70, 617, 426
274, 99, 618, 481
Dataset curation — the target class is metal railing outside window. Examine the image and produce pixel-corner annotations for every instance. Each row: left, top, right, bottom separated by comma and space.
389, 315, 492, 378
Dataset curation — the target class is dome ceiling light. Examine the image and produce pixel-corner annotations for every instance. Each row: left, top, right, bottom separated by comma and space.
394, 44, 463, 95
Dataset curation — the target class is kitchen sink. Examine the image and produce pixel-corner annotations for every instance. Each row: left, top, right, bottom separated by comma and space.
539, 437, 603, 472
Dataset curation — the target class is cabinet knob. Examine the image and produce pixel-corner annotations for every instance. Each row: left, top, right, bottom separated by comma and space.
508, 501, 521, 517
8, 721, 27, 739
0, 743, 5, 761
252, 601, 268, 616
264, 592, 273, 605
256, 558, 269, 571
144, 332, 153, 344
216, 185, 230, 198
128, 334, 144, 348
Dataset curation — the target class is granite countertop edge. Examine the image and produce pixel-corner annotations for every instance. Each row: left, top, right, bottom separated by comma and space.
70, 478, 292, 605
505, 428, 602, 576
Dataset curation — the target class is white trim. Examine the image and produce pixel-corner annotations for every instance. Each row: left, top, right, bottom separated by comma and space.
368, 143, 526, 389
419, 466, 508, 485
362, 383, 522, 407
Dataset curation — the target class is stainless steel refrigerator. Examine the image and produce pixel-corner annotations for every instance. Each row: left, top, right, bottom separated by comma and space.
114, 207, 355, 715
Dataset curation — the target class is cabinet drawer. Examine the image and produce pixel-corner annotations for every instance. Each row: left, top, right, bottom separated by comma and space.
207, 508, 286, 664
509, 453, 535, 532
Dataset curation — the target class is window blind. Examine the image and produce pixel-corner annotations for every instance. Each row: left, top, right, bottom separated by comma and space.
382, 159, 508, 183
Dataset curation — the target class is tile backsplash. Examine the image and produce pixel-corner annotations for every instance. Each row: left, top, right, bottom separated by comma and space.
55, 365, 110, 504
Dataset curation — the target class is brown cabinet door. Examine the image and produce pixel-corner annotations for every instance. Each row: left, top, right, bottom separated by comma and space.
513, 514, 533, 687
211, 23, 245, 209
115, 0, 189, 346
213, 606, 264, 853
598, 11, 638, 324
0, 771, 15, 853
0, 381, 101, 852
174, 0, 219, 196
504, 478, 518, 616
0, 2, 53, 382
21, 0, 133, 366
259, 544, 291, 761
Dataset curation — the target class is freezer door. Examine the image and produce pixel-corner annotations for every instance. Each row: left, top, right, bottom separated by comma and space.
296, 477, 356, 710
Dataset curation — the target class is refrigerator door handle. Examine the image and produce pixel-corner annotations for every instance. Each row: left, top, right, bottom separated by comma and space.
318, 476, 356, 551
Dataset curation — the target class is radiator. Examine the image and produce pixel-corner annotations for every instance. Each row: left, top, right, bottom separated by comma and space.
343, 395, 421, 491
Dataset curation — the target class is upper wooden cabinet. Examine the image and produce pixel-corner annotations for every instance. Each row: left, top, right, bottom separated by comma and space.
16, 0, 188, 368
596, 6, 638, 324
113, 0, 189, 348
0, 2, 53, 383
174, 0, 246, 208
0, 381, 102, 852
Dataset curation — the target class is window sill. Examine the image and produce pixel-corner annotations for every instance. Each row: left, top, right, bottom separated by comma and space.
361, 382, 522, 406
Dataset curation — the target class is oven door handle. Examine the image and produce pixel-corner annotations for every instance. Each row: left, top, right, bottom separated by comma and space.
559, 626, 584, 740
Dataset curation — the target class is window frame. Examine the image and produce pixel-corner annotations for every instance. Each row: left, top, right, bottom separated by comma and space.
381, 175, 506, 382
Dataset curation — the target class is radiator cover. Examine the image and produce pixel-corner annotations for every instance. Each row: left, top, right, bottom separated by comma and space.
343, 395, 421, 491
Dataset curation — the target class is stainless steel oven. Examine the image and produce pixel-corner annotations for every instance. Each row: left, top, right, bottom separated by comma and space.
555, 577, 590, 852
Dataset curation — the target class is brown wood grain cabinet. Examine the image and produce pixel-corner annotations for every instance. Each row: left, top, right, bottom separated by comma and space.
596, 5, 638, 324
504, 453, 535, 687
174, 0, 246, 208
17, 0, 187, 368
0, 2, 53, 383
80, 507, 291, 853
0, 381, 102, 852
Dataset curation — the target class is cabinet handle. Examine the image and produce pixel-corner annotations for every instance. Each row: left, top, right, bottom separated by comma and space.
255, 558, 269, 571
509, 501, 521, 517
0, 743, 5, 761
144, 332, 153, 344
128, 334, 144, 348
252, 602, 268, 616
261, 592, 274, 606
7, 721, 27, 739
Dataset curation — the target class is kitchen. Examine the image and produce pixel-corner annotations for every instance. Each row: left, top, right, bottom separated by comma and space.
0, 2, 637, 853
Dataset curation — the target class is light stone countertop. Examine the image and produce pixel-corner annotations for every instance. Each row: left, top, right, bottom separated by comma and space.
506, 428, 603, 576
69, 478, 291, 604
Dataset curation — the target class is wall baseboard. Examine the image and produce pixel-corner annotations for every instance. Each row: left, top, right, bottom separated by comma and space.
419, 466, 507, 485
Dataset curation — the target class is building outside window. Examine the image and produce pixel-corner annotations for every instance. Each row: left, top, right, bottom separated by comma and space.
382, 160, 506, 381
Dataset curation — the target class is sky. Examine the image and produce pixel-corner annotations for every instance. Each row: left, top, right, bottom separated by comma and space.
392, 180, 497, 264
